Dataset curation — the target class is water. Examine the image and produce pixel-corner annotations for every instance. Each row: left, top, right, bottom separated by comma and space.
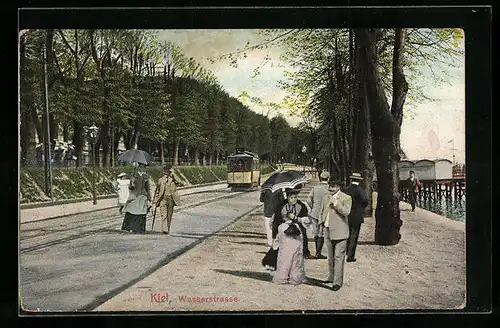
416, 196, 466, 222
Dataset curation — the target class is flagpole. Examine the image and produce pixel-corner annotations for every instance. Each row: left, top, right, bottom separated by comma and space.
453, 140, 456, 165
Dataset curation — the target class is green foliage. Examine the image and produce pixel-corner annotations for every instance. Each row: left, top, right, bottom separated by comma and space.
175, 166, 222, 185
20, 29, 297, 171
19, 165, 236, 204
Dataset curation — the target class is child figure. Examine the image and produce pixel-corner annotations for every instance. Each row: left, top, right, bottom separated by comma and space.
272, 189, 307, 285
114, 172, 131, 214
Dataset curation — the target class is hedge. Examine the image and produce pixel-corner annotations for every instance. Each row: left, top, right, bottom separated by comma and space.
19, 164, 276, 204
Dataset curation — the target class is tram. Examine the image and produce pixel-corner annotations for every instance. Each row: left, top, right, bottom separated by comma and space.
227, 151, 261, 191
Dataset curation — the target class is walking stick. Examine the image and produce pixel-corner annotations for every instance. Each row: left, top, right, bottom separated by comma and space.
151, 205, 157, 231
151, 182, 160, 231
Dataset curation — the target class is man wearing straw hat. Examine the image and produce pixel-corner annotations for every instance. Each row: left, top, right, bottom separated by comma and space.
153, 165, 180, 234
344, 172, 369, 262
319, 178, 352, 290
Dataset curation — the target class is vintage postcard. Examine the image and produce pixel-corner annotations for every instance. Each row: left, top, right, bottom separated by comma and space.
18, 8, 484, 315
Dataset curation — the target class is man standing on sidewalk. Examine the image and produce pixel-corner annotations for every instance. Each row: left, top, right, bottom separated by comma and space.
153, 165, 180, 234
344, 172, 369, 263
306, 170, 331, 259
406, 170, 420, 212
319, 179, 352, 291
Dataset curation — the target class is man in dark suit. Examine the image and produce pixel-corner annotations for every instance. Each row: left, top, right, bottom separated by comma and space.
344, 172, 369, 262
406, 170, 420, 211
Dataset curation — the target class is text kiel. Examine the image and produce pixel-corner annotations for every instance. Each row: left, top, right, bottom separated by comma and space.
151, 292, 169, 303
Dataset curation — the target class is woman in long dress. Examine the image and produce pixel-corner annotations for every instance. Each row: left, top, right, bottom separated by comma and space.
121, 163, 153, 234
262, 187, 311, 271
272, 189, 307, 285
273, 187, 312, 258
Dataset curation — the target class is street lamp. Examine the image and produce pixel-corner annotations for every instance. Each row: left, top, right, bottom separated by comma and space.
302, 145, 307, 174
86, 125, 99, 205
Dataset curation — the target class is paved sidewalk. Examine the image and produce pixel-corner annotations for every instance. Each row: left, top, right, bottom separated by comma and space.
95, 182, 465, 311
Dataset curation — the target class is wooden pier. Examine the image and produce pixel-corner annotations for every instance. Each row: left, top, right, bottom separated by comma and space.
399, 178, 465, 202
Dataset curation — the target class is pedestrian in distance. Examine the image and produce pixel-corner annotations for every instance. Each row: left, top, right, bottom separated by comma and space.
407, 170, 421, 211
153, 165, 180, 235
306, 170, 331, 259
272, 189, 307, 285
344, 172, 369, 263
114, 172, 130, 214
121, 162, 153, 234
319, 178, 352, 291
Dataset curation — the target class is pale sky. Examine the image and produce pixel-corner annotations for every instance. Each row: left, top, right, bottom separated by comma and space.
158, 29, 465, 164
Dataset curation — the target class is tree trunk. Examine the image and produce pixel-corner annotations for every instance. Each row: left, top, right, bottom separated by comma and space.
131, 130, 140, 150
160, 141, 165, 165
173, 139, 180, 166
73, 122, 84, 167
30, 105, 43, 144
357, 28, 408, 246
340, 123, 349, 187
95, 135, 102, 168
62, 123, 69, 142
354, 31, 374, 217
329, 139, 341, 180
49, 113, 58, 142
193, 147, 200, 165
113, 130, 121, 165
20, 34, 37, 167
101, 119, 111, 167
20, 107, 37, 167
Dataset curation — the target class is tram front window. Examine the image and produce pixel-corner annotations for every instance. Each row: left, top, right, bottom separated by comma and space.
228, 159, 250, 172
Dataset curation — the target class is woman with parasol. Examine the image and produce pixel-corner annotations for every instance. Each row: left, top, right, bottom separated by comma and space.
118, 149, 154, 234
262, 186, 312, 272
270, 188, 308, 285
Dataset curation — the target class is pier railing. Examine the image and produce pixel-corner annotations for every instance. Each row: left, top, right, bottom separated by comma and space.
399, 178, 465, 202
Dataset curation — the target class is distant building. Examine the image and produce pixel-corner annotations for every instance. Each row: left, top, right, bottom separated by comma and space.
373, 158, 461, 182
435, 159, 453, 180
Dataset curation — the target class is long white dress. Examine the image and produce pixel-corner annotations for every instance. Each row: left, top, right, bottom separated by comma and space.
114, 179, 131, 206
272, 219, 306, 285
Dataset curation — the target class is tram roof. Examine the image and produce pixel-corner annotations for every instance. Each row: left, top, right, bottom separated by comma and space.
228, 151, 259, 158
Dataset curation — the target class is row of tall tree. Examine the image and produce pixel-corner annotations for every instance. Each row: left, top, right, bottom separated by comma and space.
19, 29, 301, 168
221, 28, 463, 245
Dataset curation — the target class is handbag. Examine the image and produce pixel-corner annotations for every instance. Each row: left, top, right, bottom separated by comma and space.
284, 222, 301, 236
262, 247, 278, 268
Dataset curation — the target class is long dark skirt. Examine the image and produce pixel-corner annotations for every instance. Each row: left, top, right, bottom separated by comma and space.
121, 213, 146, 233
262, 247, 278, 269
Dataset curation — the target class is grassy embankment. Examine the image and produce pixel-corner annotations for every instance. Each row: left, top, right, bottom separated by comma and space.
20, 164, 277, 204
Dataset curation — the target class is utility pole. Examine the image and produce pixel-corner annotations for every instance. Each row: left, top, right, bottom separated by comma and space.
43, 40, 53, 201
111, 124, 115, 167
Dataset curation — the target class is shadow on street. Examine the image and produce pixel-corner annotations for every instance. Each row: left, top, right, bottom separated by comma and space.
357, 241, 377, 245
304, 277, 333, 290
213, 269, 272, 283
228, 241, 269, 246
223, 230, 266, 236
215, 233, 266, 240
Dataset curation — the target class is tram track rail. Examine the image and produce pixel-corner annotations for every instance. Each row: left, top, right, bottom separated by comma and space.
20, 189, 250, 254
